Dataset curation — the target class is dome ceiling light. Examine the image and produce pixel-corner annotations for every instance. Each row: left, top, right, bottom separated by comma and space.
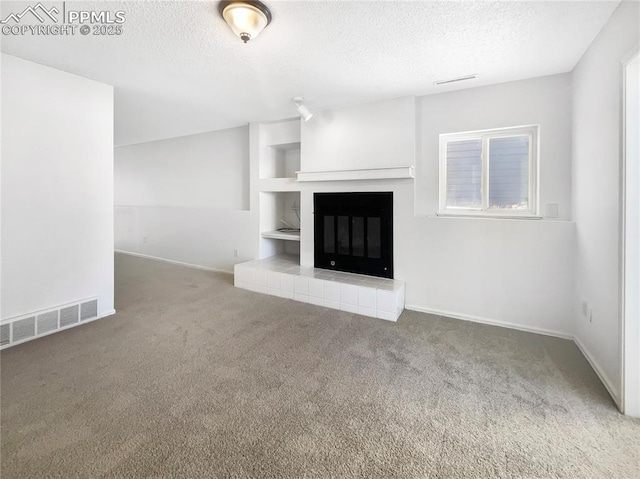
219, 1, 272, 44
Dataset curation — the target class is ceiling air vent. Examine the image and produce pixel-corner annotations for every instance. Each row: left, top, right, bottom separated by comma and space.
13, 317, 36, 342
434, 74, 478, 86
80, 300, 98, 321
60, 305, 79, 328
37, 310, 59, 334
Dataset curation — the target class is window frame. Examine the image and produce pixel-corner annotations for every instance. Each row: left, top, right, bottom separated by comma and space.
438, 125, 539, 218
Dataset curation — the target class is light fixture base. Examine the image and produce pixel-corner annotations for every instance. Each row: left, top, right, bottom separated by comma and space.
292, 97, 313, 122
218, 1, 273, 44
218, 1, 272, 23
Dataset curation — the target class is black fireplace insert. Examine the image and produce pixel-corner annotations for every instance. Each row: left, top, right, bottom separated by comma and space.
314, 192, 393, 278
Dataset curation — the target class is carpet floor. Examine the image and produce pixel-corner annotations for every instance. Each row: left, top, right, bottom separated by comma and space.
1, 253, 639, 478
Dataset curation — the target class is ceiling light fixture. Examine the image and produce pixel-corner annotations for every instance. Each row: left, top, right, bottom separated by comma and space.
219, 1, 272, 44
293, 97, 313, 122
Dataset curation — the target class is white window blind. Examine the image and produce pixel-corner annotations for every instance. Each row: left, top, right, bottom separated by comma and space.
445, 139, 482, 209
439, 126, 538, 217
488, 135, 530, 210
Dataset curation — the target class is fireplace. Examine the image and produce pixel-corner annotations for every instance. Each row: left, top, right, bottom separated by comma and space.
314, 192, 393, 278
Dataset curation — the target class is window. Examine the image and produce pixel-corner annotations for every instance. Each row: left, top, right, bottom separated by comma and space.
439, 125, 538, 217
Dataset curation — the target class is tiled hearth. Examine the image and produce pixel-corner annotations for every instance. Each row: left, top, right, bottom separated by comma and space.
234, 255, 405, 321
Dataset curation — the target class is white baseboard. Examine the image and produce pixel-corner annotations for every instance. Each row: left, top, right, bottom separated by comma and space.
115, 250, 233, 275
573, 336, 621, 409
404, 304, 574, 340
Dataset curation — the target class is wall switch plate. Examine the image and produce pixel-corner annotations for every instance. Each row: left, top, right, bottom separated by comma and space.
234, 249, 239, 257
582, 301, 588, 316
546, 204, 559, 218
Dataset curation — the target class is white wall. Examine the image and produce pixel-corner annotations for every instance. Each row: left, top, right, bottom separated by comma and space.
115, 127, 255, 272
115, 129, 249, 209
417, 74, 573, 220
301, 88, 575, 337
572, 0, 640, 405
301, 96, 415, 171
1, 54, 114, 319
411, 75, 575, 337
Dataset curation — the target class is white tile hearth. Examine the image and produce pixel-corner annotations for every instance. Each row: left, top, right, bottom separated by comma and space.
234, 255, 405, 322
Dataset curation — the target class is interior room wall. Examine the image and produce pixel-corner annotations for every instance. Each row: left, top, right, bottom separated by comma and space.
300, 79, 575, 338
571, 0, 640, 406
114, 127, 255, 272
301, 96, 416, 172
412, 74, 575, 337
1, 54, 114, 319
416, 73, 573, 219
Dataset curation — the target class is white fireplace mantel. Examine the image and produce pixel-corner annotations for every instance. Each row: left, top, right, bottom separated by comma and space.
295, 166, 414, 183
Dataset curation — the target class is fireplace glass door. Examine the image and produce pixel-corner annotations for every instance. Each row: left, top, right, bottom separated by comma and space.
314, 192, 393, 278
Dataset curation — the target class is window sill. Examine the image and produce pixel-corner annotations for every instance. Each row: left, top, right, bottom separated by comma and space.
435, 212, 542, 220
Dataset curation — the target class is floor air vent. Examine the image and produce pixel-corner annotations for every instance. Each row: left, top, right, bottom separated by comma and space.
13, 317, 36, 342
37, 311, 58, 334
1, 298, 101, 350
60, 305, 79, 328
80, 300, 98, 321
0, 324, 10, 346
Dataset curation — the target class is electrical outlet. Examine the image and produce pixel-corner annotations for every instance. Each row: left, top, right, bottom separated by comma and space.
143, 236, 148, 243
234, 249, 239, 257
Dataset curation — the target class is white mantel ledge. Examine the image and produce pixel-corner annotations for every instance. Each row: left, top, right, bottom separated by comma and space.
296, 166, 414, 182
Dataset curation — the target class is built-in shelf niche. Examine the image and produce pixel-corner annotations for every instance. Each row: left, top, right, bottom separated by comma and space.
258, 118, 302, 261
260, 142, 301, 179
259, 191, 301, 259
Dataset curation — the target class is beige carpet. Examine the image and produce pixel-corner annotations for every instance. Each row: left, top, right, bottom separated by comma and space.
1, 254, 639, 478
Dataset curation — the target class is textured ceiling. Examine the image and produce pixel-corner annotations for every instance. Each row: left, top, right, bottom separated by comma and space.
1, 0, 620, 146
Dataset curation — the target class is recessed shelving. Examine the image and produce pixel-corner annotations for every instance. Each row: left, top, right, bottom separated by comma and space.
260, 142, 301, 180
261, 230, 300, 241
259, 190, 301, 259
257, 119, 302, 262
